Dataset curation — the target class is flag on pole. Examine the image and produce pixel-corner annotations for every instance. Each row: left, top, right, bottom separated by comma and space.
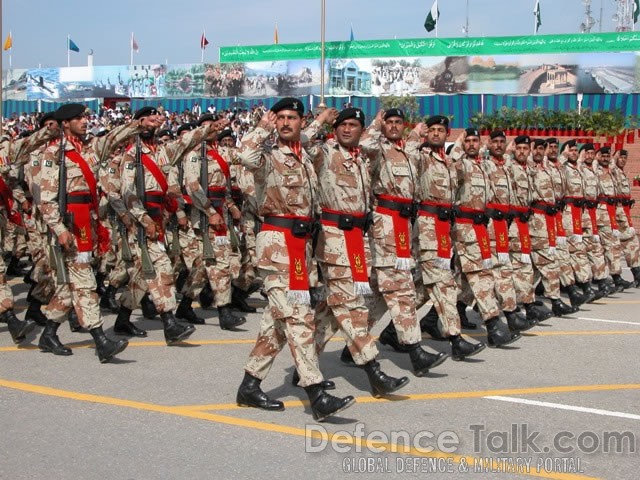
3, 33, 12, 51
274, 24, 279, 44
424, 0, 439, 33
350, 24, 355, 41
634, 0, 639, 23
68, 38, 80, 52
200, 33, 209, 49
534, 0, 542, 33
132, 34, 139, 52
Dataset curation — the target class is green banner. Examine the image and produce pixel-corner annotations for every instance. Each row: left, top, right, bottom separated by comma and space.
220, 32, 640, 63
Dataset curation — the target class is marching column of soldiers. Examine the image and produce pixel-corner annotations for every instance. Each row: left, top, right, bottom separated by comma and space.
1, 99, 639, 421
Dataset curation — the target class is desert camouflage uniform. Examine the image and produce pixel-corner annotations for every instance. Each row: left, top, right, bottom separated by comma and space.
612, 165, 640, 269
239, 118, 324, 387
595, 164, 623, 276
39, 123, 140, 328
580, 161, 608, 281
234, 162, 261, 292
563, 160, 593, 284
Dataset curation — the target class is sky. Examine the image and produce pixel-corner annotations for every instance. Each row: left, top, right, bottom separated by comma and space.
0, 0, 622, 69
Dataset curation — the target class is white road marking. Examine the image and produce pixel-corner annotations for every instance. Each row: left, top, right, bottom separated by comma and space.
485, 396, 640, 420
576, 316, 640, 326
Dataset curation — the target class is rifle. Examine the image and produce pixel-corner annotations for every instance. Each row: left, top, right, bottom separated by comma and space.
50, 134, 70, 284
135, 135, 157, 279
200, 141, 215, 261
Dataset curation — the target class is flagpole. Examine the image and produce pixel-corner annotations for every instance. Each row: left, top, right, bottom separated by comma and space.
201, 28, 205, 63
435, 0, 439, 38
533, 0, 538, 35
8, 30, 12, 69
130, 32, 133, 66
67, 34, 70, 67
319, 0, 326, 108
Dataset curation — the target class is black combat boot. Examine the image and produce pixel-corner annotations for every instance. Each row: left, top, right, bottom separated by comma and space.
38, 320, 72, 356
113, 306, 147, 337
407, 344, 448, 377
292, 370, 335, 390
175, 268, 188, 293
68, 309, 83, 332
340, 345, 356, 365
2, 309, 36, 344
631, 267, 640, 288
524, 303, 544, 325
100, 285, 120, 313
304, 384, 355, 422
24, 299, 48, 326
419, 306, 447, 341
485, 317, 521, 348
505, 310, 535, 332
576, 281, 603, 302
231, 288, 257, 313
594, 278, 616, 296
612, 274, 635, 291
94, 272, 107, 297
199, 284, 214, 309
551, 298, 574, 316
236, 371, 284, 411
140, 293, 158, 319
530, 302, 553, 322
567, 284, 589, 309
363, 359, 410, 397
457, 302, 477, 329
449, 334, 486, 361
218, 304, 246, 330
378, 321, 413, 353
6, 256, 28, 277
161, 311, 195, 344
23, 264, 35, 284
89, 326, 128, 363
176, 295, 204, 324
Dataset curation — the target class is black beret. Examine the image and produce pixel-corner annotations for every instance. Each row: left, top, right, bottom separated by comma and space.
217, 128, 235, 142
619, 149, 628, 156
514, 135, 531, 145
197, 113, 216, 126
599, 146, 611, 154
156, 129, 173, 139
490, 130, 506, 139
546, 137, 559, 145
39, 112, 56, 128
133, 107, 158, 120
383, 108, 404, 121
55, 103, 85, 121
579, 143, 595, 153
563, 139, 577, 150
533, 139, 547, 148
270, 97, 304, 116
426, 115, 449, 128
334, 108, 365, 128
177, 123, 197, 136
465, 128, 480, 138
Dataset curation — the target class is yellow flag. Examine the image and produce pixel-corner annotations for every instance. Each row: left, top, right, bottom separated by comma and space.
274, 24, 279, 45
3, 33, 12, 51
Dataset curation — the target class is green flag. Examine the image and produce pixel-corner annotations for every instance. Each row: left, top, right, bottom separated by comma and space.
534, 0, 542, 33
424, 0, 439, 33
634, 0, 639, 24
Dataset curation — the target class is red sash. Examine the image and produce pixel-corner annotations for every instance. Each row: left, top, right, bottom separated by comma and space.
454, 208, 492, 262
0, 176, 22, 226
569, 205, 583, 235
605, 203, 619, 231
587, 207, 599, 236
620, 196, 634, 227
546, 214, 557, 248
418, 200, 452, 268
208, 186, 228, 239
321, 209, 369, 288
65, 150, 99, 252
515, 219, 532, 255
487, 203, 510, 256
555, 212, 567, 238
262, 216, 310, 300
375, 194, 413, 266
208, 149, 230, 179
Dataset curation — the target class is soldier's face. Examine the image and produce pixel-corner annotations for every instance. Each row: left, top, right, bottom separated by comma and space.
532, 145, 545, 163
514, 143, 531, 163
584, 150, 595, 164
201, 120, 217, 141
489, 137, 506, 157
383, 116, 404, 141
335, 119, 363, 149
566, 146, 578, 163
426, 125, 447, 148
65, 115, 88, 136
276, 110, 303, 142
599, 153, 610, 167
220, 136, 235, 148
463, 136, 480, 157
617, 155, 628, 169
546, 143, 558, 160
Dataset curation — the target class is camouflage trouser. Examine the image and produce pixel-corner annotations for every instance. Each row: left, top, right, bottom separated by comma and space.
0, 255, 13, 314
25, 215, 55, 303
567, 235, 592, 284
583, 228, 607, 280
619, 227, 640, 269
555, 241, 577, 287
531, 247, 561, 300
108, 246, 130, 289
510, 251, 535, 305
458, 267, 501, 322
233, 216, 259, 292
244, 270, 323, 388
120, 238, 177, 313
3, 220, 27, 258
598, 226, 623, 276
181, 227, 232, 307
492, 256, 518, 312
44, 250, 100, 329
313, 264, 379, 363
419, 258, 461, 336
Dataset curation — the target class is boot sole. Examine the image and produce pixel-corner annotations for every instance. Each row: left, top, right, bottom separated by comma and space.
39, 345, 73, 356
313, 397, 356, 422
237, 401, 285, 411
11, 320, 37, 344
452, 343, 486, 361
113, 326, 148, 337
99, 340, 129, 364
166, 327, 196, 345
488, 334, 522, 348
372, 377, 410, 398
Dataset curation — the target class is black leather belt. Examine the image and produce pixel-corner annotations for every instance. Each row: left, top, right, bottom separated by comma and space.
145, 206, 163, 218
531, 201, 557, 215
598, 196, 619, 206
454, 207, 488, 225
418, 203, 453, 222
564, 197, 585, 207
321, 211, 367, 230
146, 193, 165, 204
207, 190, 226, 199
264, 216, 313, 237
67, 193, 93, 204
376, 197, 416, 218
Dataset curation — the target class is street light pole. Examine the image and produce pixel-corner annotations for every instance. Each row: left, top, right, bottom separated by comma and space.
319, 0, 326, 108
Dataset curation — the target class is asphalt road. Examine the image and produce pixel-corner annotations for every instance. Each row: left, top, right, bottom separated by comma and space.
1, 271, 639, 480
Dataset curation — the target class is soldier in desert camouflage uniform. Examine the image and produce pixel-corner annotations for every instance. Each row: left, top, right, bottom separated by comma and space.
235, 98, 357, 422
